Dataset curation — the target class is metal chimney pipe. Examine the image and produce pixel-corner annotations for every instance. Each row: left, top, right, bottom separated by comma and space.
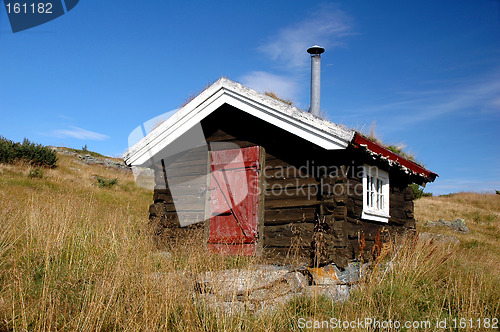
307, 45, 325, 116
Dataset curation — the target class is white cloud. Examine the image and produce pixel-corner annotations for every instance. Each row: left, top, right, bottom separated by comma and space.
258, 4, 353, 69
51, 126, 109, 141
426, 178, 500, 195
342, 70, 500, 131
240, 71, 299, 102
240, 5, 353, 105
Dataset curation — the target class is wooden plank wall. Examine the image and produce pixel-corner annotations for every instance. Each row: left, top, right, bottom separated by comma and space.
148, 145, 208, 243
203, 110, 319, 262
314, 149, 417, 268
148, 105, 418, 267
149, 104, 322, 261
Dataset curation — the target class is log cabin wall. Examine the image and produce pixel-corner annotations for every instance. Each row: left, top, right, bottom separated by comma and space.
148, 104, 417, 267
314, 148, 416, 268
149, 104, 323, 260
148, 144, 208, 247
203, 105, 324, 262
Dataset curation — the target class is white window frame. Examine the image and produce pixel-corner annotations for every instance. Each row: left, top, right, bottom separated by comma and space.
362, 165, 390, 223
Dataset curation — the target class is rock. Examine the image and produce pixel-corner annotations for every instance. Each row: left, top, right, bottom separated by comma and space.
337, 262, 363, 284
304, 285, 351, 302
308, 262, 364, 286
425, 218, 469, 233
451, 218, 469, 233
284, 271, 309, 291
419, 232, 460, 245
49, 147, 131, 171
78, 154, 130, 171
307, 265, 339, 285
195, 293, 255, 315
194, 266, 306, 315
49, 146, 77, 156
195, 265, 290, 299
426, 220, 437, 227
193, 264, 358, 315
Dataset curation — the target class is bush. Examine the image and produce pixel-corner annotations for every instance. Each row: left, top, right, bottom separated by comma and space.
95, 176, 118, 188
28, 167, 44, 179
0, 136, 15, 164
0, 137, 57, 167
410, 184, 433, 199
411, 183, 424, 200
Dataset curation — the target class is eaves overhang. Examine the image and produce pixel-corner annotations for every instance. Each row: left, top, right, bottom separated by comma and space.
353, 134, 438, 183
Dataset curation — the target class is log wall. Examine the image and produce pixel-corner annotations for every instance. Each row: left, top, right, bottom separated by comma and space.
148, 104, 417, 266
313, 149, 416, 268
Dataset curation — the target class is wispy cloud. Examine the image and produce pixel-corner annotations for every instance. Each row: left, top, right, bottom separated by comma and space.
343, 70, 500, 131
258, 4, 353, 69
426, 178, 500, 195
51, 126, 109, 141
241, 4, 353, 104
240, 71, 299, 101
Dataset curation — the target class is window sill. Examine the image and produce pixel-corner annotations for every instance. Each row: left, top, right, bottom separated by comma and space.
362, 210, 390, 223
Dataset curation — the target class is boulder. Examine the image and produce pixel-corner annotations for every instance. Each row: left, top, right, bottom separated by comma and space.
194, 264, 352, 315
307, 261, 364, 285
419, 232, 460, 245
425, 218, 469, 233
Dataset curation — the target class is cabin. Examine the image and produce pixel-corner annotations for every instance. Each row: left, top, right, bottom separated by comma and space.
124, 77, 437, 268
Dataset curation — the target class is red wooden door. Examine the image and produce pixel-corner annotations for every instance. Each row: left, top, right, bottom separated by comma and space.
207, 146, 261, 255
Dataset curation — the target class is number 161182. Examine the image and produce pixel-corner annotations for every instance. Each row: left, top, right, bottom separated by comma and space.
5, 3, 53, 14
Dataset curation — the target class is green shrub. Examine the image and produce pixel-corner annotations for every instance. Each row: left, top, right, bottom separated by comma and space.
0, 136, 15, 164
95, 176, 118, 188
28, 168, 44, 179
411, 183, 424, 200
410, 184, 432, 199
0, 137, 57, 167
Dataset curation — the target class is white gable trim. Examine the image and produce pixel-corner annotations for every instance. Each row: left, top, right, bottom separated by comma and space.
124, 78, 355, 167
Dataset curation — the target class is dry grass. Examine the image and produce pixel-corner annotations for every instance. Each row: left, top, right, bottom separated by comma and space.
415, 192, 500, 272
264, 92, 294, 106
0, 155, 499, 331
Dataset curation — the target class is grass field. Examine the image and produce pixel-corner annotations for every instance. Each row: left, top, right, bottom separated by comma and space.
0, 153, 499, 331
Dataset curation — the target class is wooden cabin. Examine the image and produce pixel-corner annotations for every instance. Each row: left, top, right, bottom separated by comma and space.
124, 78, 437, 268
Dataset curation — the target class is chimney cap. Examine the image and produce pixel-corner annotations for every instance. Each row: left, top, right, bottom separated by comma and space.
307, 45, 325, 55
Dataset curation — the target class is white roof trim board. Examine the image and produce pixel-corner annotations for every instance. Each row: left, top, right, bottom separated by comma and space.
124, 78, 355, 166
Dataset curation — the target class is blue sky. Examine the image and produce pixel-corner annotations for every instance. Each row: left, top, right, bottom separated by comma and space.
0, 1, 499, 194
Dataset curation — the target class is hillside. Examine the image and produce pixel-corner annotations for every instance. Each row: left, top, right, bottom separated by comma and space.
0, 151, 498, 331
415, 193, 500, 268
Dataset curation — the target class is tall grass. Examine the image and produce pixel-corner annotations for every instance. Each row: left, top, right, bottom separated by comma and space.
0, 156, 499, 331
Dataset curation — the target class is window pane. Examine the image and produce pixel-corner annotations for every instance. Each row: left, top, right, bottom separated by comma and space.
367, 184, 370, 206
367, 176, 372, 207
